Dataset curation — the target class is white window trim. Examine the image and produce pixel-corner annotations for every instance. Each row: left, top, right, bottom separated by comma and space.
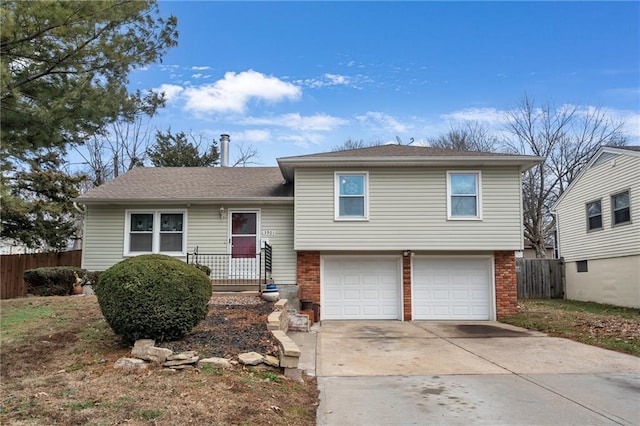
334, 171, 369, 221
124, 209, 187, 257
446, 171, 482, 220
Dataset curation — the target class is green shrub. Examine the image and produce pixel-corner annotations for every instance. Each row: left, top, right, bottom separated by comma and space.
23, 267, 86, 296
95, 254, 212, 345
193, 263, 211, 276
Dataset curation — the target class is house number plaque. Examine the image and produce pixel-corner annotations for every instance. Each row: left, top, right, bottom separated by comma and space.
261, 230, 276, 236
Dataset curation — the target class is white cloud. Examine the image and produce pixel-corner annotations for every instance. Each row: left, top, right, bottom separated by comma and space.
280, 132, 326, 149
294, 72, 373, 89
191, 66, 211, 71
441, 107, 507, 126
183, 70, 301, 114
355, 112, 409, 133
154, 84, 184, 102
241, 113, 347, 132
236, 129, 272, 143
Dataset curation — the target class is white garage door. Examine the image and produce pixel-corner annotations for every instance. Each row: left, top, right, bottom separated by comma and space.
413, 257, 492, 320
322, 256, 401, 320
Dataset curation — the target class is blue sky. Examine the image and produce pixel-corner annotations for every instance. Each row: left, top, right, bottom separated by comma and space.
127, 1, 639, 166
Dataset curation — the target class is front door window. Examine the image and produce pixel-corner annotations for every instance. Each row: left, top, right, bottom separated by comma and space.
230, 211, 258, 279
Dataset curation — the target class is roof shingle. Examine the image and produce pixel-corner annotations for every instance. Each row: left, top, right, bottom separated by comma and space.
76, 167, 292, 202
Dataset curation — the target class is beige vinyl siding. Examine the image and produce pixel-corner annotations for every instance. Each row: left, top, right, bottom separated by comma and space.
556, 154, 640, 261
82, 205, 127, 271
82, 204, 296, 284
294, 167, 524, 251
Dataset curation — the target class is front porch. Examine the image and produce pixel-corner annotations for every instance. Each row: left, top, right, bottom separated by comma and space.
187, 243, 273, 293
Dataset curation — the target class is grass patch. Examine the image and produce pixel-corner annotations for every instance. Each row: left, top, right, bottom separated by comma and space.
137, 408, 164, 420
64, 400, 96, 410
502, 299, 640, 355
0, 305, 55, 342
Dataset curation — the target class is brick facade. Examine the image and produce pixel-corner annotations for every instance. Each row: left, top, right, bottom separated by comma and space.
402, 254, 412, 321
296, 251, 320, 314
494, 250, 518, 319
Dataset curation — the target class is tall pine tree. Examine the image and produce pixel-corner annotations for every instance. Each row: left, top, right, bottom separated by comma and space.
1, 0, 178, 250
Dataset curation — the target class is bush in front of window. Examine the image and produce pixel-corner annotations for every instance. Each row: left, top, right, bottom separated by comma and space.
95, 254, 212, 346
23, 266, 87, 296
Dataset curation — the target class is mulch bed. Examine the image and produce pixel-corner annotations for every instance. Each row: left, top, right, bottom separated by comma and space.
160, 295, 279, 358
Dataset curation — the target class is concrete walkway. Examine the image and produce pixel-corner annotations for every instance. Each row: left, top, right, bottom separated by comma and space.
304, 321, 640, 426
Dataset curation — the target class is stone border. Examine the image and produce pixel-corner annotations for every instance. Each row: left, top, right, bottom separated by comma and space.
266, 298, 303, 379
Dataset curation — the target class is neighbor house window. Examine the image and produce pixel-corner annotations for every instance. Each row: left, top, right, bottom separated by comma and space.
447, 171, 481, 219
576, 260, 588, 273
611, 191, 631, 225
335, 172, 368, 220
125, 210, 186, 255
586, 200, 602, 231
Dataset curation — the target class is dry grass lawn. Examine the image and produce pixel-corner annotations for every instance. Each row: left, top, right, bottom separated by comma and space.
0, 295, 319, 425
501, 299, 640, 356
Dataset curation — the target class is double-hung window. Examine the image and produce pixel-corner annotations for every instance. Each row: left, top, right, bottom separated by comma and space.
126, 210, 186, 255
611, 190, 631, 225
586, 200, 602, 231
447, 171, 481, 219
335, 172, 368, 220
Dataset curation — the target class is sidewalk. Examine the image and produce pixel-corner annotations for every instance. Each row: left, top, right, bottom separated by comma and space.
288, 323, 319, 377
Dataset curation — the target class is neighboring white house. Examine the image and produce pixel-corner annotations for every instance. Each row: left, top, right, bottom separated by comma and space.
76, 143, 542, 320
554, 146, 640, 308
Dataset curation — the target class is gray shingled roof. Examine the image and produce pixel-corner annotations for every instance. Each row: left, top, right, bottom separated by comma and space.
279, 144, 522, 159
616, 145, 640, 152
277, 144, 544, 180
76, 167, 292, 203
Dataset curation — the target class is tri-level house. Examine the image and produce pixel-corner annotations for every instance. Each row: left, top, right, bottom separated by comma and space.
76, 139, 542, 320
553, 146, 640, 308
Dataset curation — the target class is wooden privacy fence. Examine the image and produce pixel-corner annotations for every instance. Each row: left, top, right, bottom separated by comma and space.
0, 250, 82, 299
516, 258, 565, 299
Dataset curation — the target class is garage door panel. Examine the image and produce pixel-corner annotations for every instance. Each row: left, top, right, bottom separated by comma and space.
414, 257, 491, 320
322, 256, 401, 320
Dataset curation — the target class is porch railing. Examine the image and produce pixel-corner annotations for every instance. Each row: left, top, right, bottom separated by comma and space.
186, 242, 272, 293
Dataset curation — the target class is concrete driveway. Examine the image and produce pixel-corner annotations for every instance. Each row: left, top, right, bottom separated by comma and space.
315, 321, 640, 426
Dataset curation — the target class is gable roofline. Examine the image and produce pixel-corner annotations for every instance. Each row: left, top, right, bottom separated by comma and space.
552, 145, 640, 209
277, 146, 543, 181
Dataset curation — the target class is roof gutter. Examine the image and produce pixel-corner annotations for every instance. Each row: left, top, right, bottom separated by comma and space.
74, 196, 295, 206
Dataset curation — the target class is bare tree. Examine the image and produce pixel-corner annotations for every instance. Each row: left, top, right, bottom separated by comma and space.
505, 95, 627, 257
75, 93, 162, 186
231, 142, 260, 167
332, 138, 384, 151
429, 122, 500, 152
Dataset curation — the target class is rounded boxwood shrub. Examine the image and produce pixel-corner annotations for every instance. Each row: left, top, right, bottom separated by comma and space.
95, 254, 212, 345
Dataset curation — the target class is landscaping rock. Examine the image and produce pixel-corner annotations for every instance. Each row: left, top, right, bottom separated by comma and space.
133, 339, 155, 349
164, 352, 199, 367
238, 351, 264, 365
200, 357, 232, 368
264, 355, 280, 367
167, 351, 198, 361
132, 344, 173, 363
114, 357, 149, 370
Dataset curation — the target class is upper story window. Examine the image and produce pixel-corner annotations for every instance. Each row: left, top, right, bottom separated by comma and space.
125, 210, 186, 256
335, 172, 368, 220
586, 200, 602, 231
447, 171, 481, 220
611, 190, 631, 225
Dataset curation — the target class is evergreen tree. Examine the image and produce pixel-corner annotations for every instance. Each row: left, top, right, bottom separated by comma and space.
1, 0, 178, 249
147, 130, 220, 167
